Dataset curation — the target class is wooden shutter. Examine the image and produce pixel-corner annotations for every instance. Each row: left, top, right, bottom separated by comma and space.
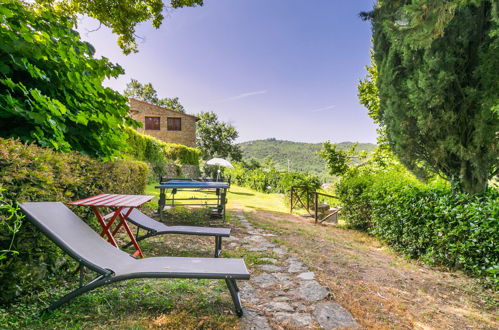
145, 117, 160, 130
167, 118, 181, 131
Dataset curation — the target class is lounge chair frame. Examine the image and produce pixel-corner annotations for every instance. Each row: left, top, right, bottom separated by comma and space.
19, 202, 248, 316
51, 264, 243, 316
122, 208, 229, 258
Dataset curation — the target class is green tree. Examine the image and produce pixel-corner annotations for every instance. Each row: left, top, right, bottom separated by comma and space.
368, 0, 498, 194
124, 79, 185, 112
0, 1, 137, 159
36, 0, 204, 54
196, 111, 242, 161
319, 141, 357, 177
358, 50, 380, 126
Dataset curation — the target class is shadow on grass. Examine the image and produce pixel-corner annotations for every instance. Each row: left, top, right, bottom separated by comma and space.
230, 191, 255, 196
0, 279, 238, 329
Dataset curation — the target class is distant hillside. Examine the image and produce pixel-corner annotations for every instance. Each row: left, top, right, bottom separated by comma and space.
238, 138, 376, 180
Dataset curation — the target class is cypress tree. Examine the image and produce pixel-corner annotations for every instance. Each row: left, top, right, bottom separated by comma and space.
369, 0, 498, 194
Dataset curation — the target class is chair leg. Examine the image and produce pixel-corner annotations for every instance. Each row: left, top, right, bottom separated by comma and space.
122, 231, 155, 249
44, 274, 110, 313
214, 236, 222, 258
225, 279, 243, 317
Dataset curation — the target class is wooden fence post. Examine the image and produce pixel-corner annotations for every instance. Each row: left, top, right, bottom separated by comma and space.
314, 192, 318, 223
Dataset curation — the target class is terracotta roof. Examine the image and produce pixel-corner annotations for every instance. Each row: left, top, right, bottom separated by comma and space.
128, 98, 200, 121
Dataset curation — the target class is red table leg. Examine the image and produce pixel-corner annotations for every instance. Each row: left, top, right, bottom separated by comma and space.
91, 206, 119, 248
114, 207, 144, 258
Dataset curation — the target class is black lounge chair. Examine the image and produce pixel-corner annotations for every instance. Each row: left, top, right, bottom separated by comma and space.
122, 208, 230, 257
19, 202, 249, 316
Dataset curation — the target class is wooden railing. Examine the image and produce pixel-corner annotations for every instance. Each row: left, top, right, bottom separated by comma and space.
289, 186, 341, 224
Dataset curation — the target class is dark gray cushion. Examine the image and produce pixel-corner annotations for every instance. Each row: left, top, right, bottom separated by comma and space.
125, 208, 231, 237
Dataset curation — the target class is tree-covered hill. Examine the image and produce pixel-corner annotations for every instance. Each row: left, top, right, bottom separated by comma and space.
238, 138, 375, 179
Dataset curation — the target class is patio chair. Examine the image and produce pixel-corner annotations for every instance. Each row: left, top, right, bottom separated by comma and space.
122, 208, 231, 257
19, 202, 249, 316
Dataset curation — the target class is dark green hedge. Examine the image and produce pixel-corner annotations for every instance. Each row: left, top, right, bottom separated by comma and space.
337, 168, 499, 286
227, 163, 320, 194
124, 128, 200, 177
0, 138, 149, 304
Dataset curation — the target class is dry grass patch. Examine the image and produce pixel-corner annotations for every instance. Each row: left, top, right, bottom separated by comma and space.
243, 209, 498, 330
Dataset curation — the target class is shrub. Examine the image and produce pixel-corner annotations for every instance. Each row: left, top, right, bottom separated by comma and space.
0, 138, 149, 304
124, 128, 200, 179
336, 164, 499, 285
227, 163, 320, 194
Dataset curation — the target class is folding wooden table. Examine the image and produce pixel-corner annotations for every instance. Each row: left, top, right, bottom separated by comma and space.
69, 194, 153, 258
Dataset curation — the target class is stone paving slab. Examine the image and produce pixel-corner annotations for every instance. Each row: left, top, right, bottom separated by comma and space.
232, 211, 359, 329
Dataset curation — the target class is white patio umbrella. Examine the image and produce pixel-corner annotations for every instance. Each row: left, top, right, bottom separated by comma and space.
206, 158, 234, 181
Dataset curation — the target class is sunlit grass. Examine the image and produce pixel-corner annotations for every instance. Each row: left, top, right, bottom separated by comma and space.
144, 183, 292, 214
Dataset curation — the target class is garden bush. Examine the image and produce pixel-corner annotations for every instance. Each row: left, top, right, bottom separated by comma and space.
124, 128, 200, 179
227, 163, 320, 194
336, 164, 499, 285
0, 138, 149, 304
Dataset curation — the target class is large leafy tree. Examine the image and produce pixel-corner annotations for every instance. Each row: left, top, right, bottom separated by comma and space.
0, 0, 137, 159
196, 112, 242, 161
35, 0, 204, 54
368, 0, 498, 194
124, 79, 185, 112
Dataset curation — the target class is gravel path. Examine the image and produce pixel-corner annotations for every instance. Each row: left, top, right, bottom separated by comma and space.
228, 211, 359, 329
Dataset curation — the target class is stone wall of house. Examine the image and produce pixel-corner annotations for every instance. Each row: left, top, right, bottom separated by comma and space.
160, 164, 200, 179
129, 98, 198, 148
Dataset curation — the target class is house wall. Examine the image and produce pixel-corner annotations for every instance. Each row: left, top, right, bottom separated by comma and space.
129, 98, 198, 148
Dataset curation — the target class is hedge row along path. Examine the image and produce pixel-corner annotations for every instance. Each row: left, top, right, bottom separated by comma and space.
235, 208, 498, 329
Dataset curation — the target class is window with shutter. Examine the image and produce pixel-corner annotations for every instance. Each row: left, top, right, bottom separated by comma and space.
145, 116, 160, 130
167, 118, 181, 131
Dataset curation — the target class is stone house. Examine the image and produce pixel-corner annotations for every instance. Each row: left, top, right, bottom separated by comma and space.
128, 98, 199, 148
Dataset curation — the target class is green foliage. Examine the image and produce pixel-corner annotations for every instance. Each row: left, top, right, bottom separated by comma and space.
0, 138, 149, 304
124, 79, 185, 112
125, 128, 200, 174
0, 1, 138, 159
36, 0, 204, 54
336, 157, 498, 285
358, 49, 380, 125
196, 111, 242, 161
239, 139, 376, 181
0, 187, 23, 261
227, 163, 320, 194
370, 0, 499, 194
319, 141, 358, 177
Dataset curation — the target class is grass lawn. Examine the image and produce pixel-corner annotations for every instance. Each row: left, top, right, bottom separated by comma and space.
0, 184, 290, 329
2, 184, 496, 329
144, 183, 290, 214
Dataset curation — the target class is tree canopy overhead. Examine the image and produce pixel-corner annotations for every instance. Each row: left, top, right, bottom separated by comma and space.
124, 79, 185, 112
35, 0, 204, 54
0, 0, 137, 159
368, 0, 498, 194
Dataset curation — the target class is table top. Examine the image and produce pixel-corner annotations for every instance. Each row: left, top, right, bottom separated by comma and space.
69, 194, 154, 207
155, 181, 229, 189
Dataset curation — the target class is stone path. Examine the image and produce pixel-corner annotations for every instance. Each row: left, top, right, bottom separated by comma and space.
227, 211, 359, 329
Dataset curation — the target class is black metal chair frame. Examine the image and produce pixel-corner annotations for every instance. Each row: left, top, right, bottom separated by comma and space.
19, 202, 249, 316
122, 208, 229, 257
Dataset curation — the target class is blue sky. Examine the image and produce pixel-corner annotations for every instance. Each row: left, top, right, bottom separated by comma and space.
78, 0, 377, 143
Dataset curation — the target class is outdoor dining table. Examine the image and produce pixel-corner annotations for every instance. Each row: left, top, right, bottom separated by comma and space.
69, 194, 153, 258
